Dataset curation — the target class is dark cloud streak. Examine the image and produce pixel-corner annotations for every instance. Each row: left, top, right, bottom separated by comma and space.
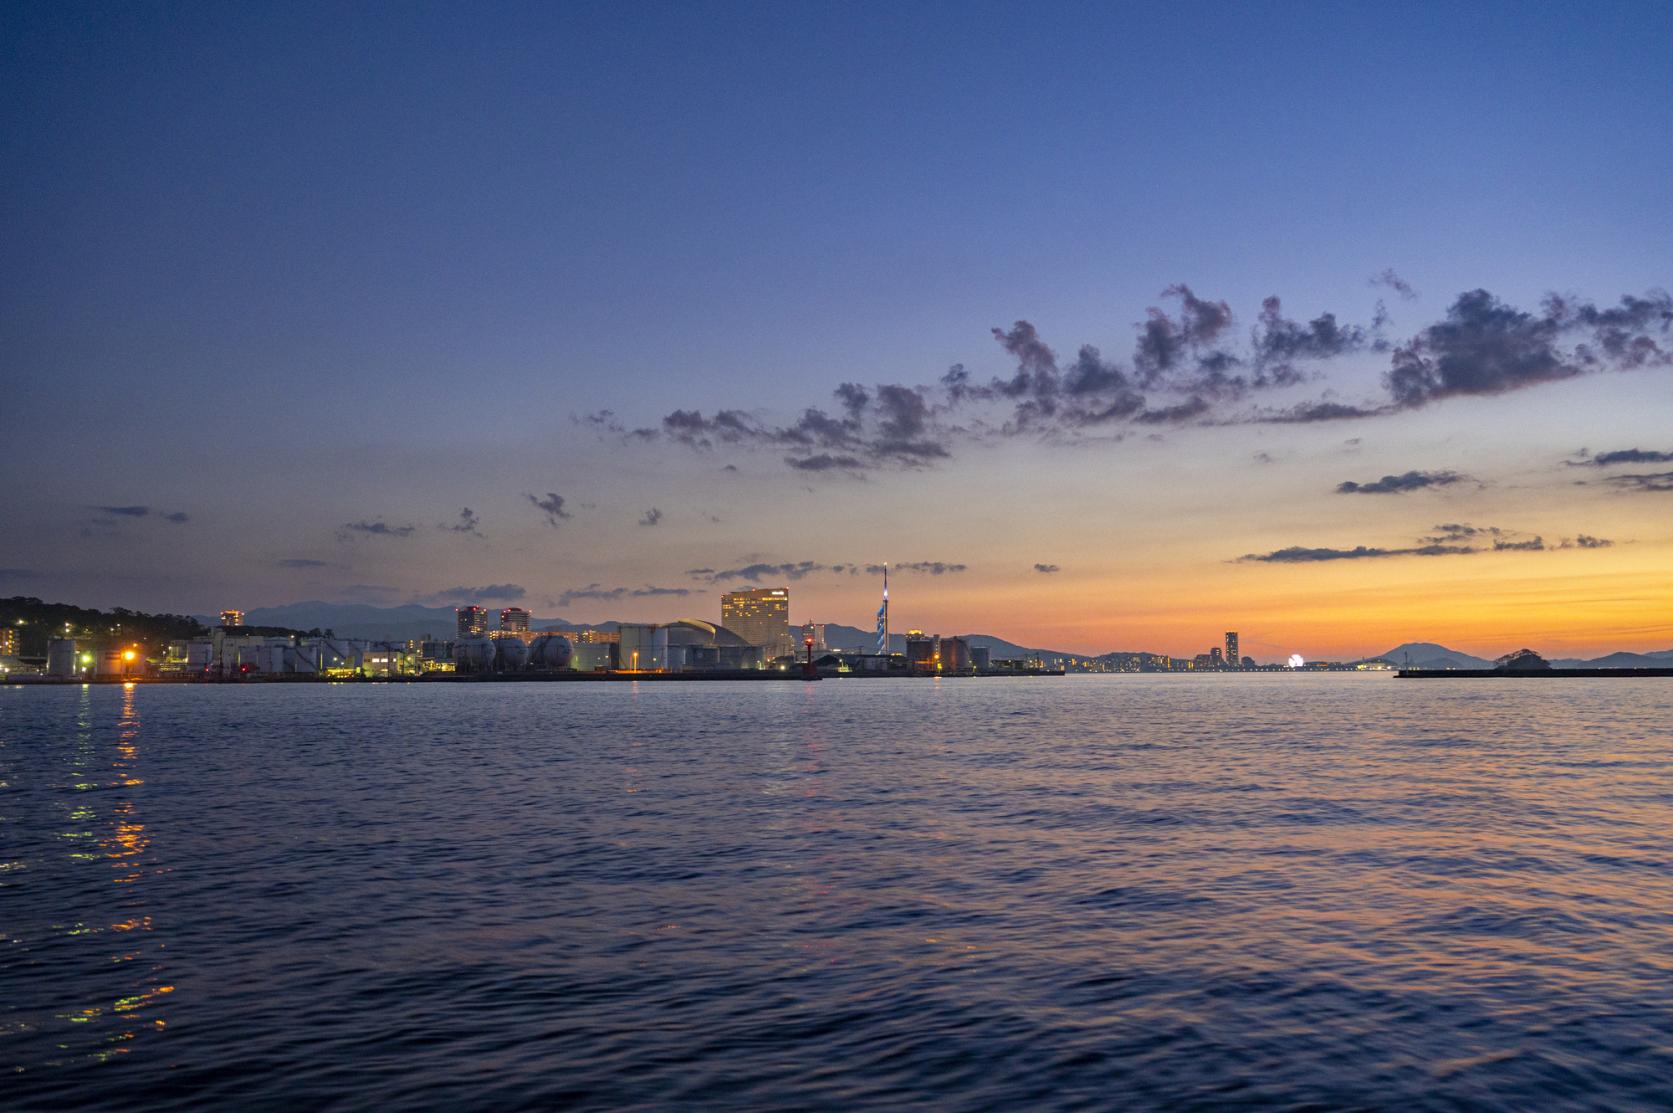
1336, 470, 1466, 495
526, 492, 571, 527
340, 520, 416, 539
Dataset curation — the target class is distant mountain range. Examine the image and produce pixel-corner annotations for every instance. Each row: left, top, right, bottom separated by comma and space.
207, 603, 1673, 668
1370, 642, 1496, 670
1370, 641, 1673, 670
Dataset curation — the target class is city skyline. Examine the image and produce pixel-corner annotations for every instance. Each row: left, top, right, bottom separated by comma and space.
4, 3, 1671, 660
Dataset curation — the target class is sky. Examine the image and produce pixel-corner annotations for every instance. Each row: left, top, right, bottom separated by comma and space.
3, 0, 1671, 660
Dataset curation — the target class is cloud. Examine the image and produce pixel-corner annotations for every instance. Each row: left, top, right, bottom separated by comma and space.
786, 453, 865, 472
1240, 543, 1478, 563
633, 284, 1670, 471
661, 408, 769, 449
339, 520, 416, 539
526, 492, 571, 526
1386, 288, 1671, 408
557, 583, 696, 607
444, 508, 483, 536
90, 505, 190, 524
1245, 400, 1384, 424
1134, 284, 1235, 389
1242, 522, 1614, 563
1033, 563, 1061, 574
277, 558, 330, 568
576, 409, 658, 439
428, 583, 527, 602
1135, 396, 1212, 425
1370, 269, 1419, 301
1582, 448, 1673, 467
684, 559, 967, 583
693, 561, 830, 583
1336, 469, 1467, 495
1422, 522, 1500, 544
1251, 296, 1369, 386
639, 508, 663, 527
1599, 471, 1673, 493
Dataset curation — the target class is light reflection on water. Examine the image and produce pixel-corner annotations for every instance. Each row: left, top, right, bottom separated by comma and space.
2, 675, 1673, 1110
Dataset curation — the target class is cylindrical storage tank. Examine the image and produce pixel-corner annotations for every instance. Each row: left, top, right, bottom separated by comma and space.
496, 636, 528, 672
187, 639, 214, 672
47, 639, 78, 678
665, 644, 688, 673
572, 643, 613, 671
619, 624, 668, 670
530, 634, 573, 670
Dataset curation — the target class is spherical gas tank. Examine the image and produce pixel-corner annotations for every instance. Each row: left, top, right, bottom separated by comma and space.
497, 636, 528, 671
452, 636, 497, 673
533, 634, 573, 670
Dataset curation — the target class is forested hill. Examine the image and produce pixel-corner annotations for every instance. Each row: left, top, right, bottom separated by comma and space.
0, 596, 207, 657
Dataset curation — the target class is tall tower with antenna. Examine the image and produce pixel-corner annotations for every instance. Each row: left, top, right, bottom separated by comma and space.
875, 563, 890, 655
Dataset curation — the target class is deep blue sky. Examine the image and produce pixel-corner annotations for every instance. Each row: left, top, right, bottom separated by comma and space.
3, 1, 1671, 655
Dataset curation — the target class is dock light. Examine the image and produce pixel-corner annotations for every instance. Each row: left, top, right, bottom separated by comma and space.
80, 652, 93, 664
122, 649, 137, 662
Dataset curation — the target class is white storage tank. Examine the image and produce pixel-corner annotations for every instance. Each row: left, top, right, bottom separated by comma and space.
618, 624, 667, 671
496, 636, 528, 671
452, 636, 497, 674
47, 638, 78, 678
530, 634, 573, 670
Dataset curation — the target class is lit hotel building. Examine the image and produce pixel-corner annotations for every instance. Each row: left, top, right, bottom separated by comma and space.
219, 609, 245, 628
500, 607, 531, 635
721, 588, 791, 656
457, 605, 487, 638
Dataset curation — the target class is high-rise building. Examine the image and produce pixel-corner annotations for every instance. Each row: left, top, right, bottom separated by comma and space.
721, 588, 791, 655
1224, 631, 1240, 669
1209, 646, 1225, 667
456, 605, 487, 638
219, 609, 244, 628
800, 622, 827, 652
499, 607, 531, 635
0, 627, 15, 657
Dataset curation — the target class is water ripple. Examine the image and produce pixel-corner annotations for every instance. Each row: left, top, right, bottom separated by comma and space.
4, 675, 1673, 1110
